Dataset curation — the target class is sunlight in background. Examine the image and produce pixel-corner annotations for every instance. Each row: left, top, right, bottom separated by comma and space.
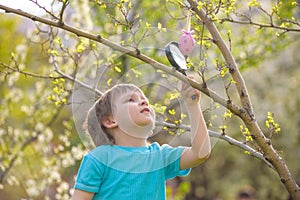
0, 0, 61, 16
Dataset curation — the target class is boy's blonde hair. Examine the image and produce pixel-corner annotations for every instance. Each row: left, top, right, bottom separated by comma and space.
84, 84, 143, 146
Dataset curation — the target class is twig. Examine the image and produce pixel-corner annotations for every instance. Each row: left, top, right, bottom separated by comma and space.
28, 0, 58, 19
59, 0, 69, 24
0, 61, 61, 79
220, 18, 300, 32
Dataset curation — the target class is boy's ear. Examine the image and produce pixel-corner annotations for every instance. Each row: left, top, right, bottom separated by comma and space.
102, 116, 118, 129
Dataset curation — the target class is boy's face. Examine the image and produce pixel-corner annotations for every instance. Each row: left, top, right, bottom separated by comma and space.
112, 90, 155, 138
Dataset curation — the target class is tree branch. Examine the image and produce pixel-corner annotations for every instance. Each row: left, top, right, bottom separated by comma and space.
156, 121, 274, 169
187, 0, 300, 198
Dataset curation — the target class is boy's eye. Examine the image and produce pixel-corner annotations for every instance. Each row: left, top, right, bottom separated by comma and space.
128, 98, 135, 102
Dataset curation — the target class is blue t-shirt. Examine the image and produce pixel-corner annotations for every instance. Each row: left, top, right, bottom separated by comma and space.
74, 142, 191, 200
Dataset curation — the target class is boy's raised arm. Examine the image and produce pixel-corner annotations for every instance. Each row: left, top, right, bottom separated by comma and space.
179, 76, 211, 170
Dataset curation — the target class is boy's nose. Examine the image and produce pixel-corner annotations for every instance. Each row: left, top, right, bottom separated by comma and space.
140, 99, 148, 106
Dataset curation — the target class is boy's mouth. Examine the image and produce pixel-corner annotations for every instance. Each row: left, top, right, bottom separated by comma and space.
141, 107, 150, 113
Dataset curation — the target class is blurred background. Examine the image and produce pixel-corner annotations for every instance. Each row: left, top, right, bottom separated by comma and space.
0, 0, 299, 199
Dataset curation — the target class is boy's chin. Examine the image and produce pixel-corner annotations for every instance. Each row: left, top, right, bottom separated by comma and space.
138, 119, 154, 127
120, 122, 154, 139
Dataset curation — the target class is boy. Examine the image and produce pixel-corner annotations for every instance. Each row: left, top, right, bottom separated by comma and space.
72, 76, 211, 200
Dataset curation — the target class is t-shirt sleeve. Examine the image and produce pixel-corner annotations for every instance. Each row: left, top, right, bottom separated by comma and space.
74, 154, 104, 193
162, 145, 191, 180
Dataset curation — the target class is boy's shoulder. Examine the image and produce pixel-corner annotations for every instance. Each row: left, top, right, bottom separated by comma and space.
85, 144, 127, 164
87, 144, 113, 160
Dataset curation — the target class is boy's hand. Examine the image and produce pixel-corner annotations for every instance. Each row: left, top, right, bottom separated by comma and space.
180, 75, 201, 105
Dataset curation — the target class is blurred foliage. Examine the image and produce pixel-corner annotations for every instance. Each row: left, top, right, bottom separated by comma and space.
0, 0, 300, 199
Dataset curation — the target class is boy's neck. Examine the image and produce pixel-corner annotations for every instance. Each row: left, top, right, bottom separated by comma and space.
113, 129, 149, 147
115, 139, 148, 147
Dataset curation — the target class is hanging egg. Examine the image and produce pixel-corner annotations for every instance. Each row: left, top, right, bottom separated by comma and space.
178, 30, 195, 56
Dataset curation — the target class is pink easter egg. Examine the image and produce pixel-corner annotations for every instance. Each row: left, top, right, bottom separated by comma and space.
178, 30, 195, 56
